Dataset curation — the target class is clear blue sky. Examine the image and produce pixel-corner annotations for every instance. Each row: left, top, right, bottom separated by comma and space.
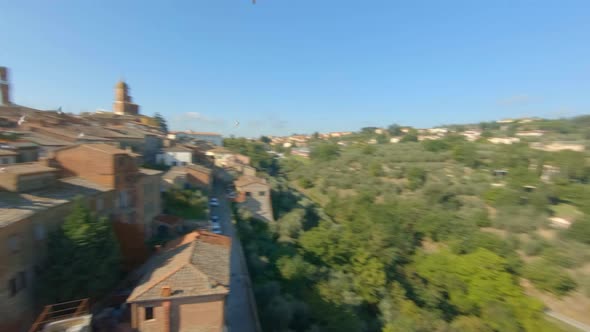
1, 1, 589, 137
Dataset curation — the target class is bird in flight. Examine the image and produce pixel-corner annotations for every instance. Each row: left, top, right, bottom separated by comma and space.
235, 121, 240, 127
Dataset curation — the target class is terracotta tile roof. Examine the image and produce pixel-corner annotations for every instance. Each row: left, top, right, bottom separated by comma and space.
234, 175, 268, 188
163, 145, 194, 153
186, 164, 212, 175
127, 231, 231, 302
83, 143, 130, 155
0, 177, 112, 227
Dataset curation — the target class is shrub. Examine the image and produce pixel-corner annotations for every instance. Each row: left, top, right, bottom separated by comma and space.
298, 178, 314, 189
523, 260, 577, 295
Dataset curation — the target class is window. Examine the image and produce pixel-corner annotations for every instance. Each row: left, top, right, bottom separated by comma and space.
8, 235, 21, 253
118, 190, 129, 208
34, 224, 46, 241
245, 192, 251, 197
8, 270, 27, 297
145, 306, 154, 320
118, 157, 125, 167
8, 278, 17, 297
259, 191, 266, 196
96, 197, 104, 211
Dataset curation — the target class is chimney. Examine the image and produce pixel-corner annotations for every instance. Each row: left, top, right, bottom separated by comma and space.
161, 286, 171, 297
162, 300, 171, 332
0, 67, 11, 105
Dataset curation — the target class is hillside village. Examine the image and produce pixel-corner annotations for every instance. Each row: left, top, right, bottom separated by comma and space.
1, 63, 590, 332
0, 67, 270, 332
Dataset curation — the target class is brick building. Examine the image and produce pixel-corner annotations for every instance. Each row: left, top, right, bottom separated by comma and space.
161, 164, 212, 192
0, 164, 115, 332
234, 175, 274, 222
49, 144, 162, 267
127, 231, 231, 332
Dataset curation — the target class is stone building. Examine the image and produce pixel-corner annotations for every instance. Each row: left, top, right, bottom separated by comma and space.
234, 175, 274, 222
49, 144, 162, 267
127, 231, 231, 332
0, 164, 116, 332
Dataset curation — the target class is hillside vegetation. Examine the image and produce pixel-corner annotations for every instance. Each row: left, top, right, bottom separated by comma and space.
231, 116, 590, 332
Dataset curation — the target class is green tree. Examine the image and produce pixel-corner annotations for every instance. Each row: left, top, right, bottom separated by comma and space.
387, 124, 403, 136
38, 199, 121, 303
260, 135, 271, 144
567, 216, 590, 244
153, 112, 168, 133
310, 142, 340, 161
406, 167, 427, 190
400, 129, 419, 142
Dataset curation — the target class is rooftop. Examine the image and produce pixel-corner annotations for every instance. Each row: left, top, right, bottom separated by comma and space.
172, 131, 222, 136
163, 145, 194, 153
0, 149, 17, 156
0, 163, 58, 175
0, 177, 112, 227
234, 175, 268, 188
127, 231, 231, 302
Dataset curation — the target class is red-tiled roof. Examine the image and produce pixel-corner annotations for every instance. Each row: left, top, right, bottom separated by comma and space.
127, 231, 231, 302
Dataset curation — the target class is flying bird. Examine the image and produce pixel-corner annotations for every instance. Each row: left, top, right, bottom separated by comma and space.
17, 115, 26, 126
235, 121, 240, 127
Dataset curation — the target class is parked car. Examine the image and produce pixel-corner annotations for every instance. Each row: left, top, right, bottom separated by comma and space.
211, 223, 222, 234
209, 197, 219, 207
227, 191, 236, 199
211, 215, 219, 222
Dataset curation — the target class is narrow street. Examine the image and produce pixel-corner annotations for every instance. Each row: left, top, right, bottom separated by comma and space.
212, 180, 259, 332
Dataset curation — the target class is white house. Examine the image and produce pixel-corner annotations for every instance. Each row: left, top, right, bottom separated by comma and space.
516, 130, 544, 137
488, 137, 520, 145
156, 145, 194, 166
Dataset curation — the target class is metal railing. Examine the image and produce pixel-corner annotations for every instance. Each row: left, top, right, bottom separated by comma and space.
28, 298, 89, 332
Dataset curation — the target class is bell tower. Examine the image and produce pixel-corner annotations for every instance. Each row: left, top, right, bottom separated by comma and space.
113, 80, 140, 115
0, 67, 11, 105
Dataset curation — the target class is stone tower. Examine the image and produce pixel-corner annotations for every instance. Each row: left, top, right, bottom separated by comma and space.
113, 80, 140, 115
0, 67, 11, 105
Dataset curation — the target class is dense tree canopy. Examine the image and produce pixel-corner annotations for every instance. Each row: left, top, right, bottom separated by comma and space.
38, 200, 121, 303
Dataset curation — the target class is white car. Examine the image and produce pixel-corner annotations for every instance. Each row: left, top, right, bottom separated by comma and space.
211, 223, 222, 234
209, 198, 219, 207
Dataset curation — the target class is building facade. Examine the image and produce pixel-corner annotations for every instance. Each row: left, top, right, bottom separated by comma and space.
0, 164, 115, 332
234, 175, 274, 222
127, 232, 231, 332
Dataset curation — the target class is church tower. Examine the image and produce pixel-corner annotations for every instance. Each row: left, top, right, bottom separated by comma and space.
113, 80, 140, 115
0, 67, 11, 105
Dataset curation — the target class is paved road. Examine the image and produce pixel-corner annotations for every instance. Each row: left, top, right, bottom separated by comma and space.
211, 181, 259, 332
546, 310, 590, 332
